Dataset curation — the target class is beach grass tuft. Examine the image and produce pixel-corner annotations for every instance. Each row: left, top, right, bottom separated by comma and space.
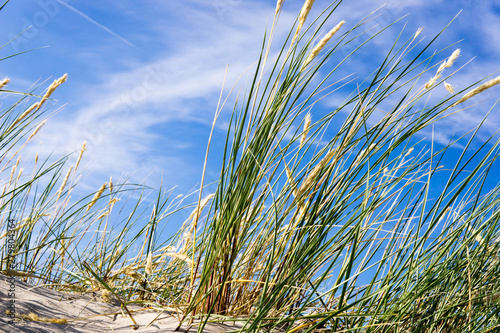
1, 1, 500, 332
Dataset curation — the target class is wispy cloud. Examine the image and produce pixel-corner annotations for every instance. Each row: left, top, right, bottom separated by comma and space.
55, 0, 135, 48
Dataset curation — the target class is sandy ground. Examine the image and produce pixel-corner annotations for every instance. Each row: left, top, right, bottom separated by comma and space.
0, 274, 244, 332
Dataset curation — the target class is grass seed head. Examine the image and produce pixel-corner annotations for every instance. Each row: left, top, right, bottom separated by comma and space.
275, 0, 285, 16
86, 182, 107, 212
0, 77, 10, 90
451, 74, 500, 107
425, 74, 441, 89
444, 81, 455, 93
28, 120, 47, 141
413, 27, 424, 40
304, 20, 345, 67
187, 193, 215, 223
16, 168, 23, 183
109, 176, 113, 193
404, 147, 414, 157
10, 102, 40, 129
75, 141, 86, 171
445, 49, 461, 68
292, 0, 315, 46
300, 112, 312, 147
37, 73, 68, 111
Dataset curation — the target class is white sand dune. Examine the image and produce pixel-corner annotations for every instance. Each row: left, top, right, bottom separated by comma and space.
0, 274, 244, 332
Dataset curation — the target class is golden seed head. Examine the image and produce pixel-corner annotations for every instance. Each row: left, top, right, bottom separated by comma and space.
188, 193, 215, 222
292, 0, 315, 46
10, 102, 39, 129
0, 77, 10, 90
37, 73, 68, 111
300, 112, 312, 147
304, 20, 345, 67
56, 166, 73, 202
436, 62, 447, 76
444, 81, 455, 93
475, 233, 485, 245
28, 120, 48, 141
451, 74, 500, 108
424, 74, 441, 89
16, 168, 23, 182
86, 182, 107, 212
285, 164, 293, 181
275, 0, 285, 15
413, 27, 424, 40
404, 147, 414, 157
75, 141, 86, 171
445, 49, 461, 68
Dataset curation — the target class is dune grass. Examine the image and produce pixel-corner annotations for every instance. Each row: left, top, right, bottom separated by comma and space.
2, 0, 500, 332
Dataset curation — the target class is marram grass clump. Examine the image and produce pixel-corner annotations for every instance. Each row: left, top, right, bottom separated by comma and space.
1, 1, 500, 333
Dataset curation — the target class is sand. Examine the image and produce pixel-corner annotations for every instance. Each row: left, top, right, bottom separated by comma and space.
0, 274, 244, 332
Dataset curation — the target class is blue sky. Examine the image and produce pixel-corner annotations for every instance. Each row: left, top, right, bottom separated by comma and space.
1, 0, 500, 201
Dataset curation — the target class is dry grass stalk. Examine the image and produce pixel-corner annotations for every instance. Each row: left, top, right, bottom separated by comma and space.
291, 0, 315, 46
27, 120, 48, 141
86, 182, 107, 212
109, 176, 113, 193
75, 141, 86, 171
304, 20, 345, 67
444, 81, 455, 93
18, 312, 68, 325
0, 77, 10, 90
451, 75, 500, 108
300, 112, 312, 147
36, 73, 68, 111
